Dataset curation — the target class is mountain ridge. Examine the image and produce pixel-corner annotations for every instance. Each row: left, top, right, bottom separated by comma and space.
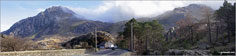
136, 4, 214, 31
1, 4, 214, 39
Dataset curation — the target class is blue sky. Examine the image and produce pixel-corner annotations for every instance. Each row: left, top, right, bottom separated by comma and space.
1, 0, 235, 32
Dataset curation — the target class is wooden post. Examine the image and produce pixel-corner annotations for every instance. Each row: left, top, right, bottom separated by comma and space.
130, 22, 134, 51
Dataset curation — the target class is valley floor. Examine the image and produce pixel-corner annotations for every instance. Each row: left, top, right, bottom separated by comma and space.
0, 49, 87, 56
0, 49, 131, 56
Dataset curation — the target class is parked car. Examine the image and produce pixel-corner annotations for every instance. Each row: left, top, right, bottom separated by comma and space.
111, 45, 118, 50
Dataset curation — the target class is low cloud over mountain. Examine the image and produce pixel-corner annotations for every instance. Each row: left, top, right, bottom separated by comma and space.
67, 1, 230, 22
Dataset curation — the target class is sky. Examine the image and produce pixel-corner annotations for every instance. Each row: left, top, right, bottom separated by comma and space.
1, 0, 235, 32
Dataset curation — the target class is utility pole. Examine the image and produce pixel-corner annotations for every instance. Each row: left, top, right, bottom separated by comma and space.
94, 28, 97, 52
204, 7, 212, 44
130, 22, 133, 51
207, 16, 212, 44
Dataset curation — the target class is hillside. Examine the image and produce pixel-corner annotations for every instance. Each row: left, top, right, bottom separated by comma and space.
139, 4, 214, 30
1, 6, 113, 40
109, 4, 214, 35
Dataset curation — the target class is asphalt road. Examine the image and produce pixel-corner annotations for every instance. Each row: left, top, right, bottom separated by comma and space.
89, 49, 130, 55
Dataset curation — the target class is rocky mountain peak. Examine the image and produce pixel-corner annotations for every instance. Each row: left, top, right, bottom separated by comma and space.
1, 6, 90, 38
187, 4, 207, 8
173, 4, 210, 13
44, 6, 75, 14
36, 6, 85, 21
37, 6, 76, 18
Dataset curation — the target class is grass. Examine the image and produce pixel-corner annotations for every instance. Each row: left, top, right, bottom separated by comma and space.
0, 49, 88, 55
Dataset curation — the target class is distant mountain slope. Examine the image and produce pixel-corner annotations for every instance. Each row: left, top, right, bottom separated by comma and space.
2, 6, 112, 39
136, 4, 214, 31
108, 4, 214, 35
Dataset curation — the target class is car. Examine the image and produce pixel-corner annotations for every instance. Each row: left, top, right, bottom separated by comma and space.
111, 45, 118, 50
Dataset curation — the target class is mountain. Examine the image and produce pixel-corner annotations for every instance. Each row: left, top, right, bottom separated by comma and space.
137, 4, 214, 31
2, 6, 112, 39
1, 4, 214, 39
107, 4, 214, 36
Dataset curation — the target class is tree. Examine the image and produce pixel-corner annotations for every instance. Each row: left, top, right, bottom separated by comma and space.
143, 22, 152, 51
122, 18, 138, 50
203, 6, 214, 43
149, 20, 165, 51
118, 18, 165, 54
215, 0, 235, 43
176, 12, 195, 44
1, 34, 33, 51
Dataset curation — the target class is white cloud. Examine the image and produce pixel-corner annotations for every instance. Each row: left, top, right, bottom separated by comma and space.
67, 1, 181, 22
37, 8, 45, 13
1, 1, 235, 32
1, 24, 11, 32
67, 1, 233, 22
1, 0, 235, 31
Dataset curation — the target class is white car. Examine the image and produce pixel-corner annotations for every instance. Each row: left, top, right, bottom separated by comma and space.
111, 45, 118, 50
